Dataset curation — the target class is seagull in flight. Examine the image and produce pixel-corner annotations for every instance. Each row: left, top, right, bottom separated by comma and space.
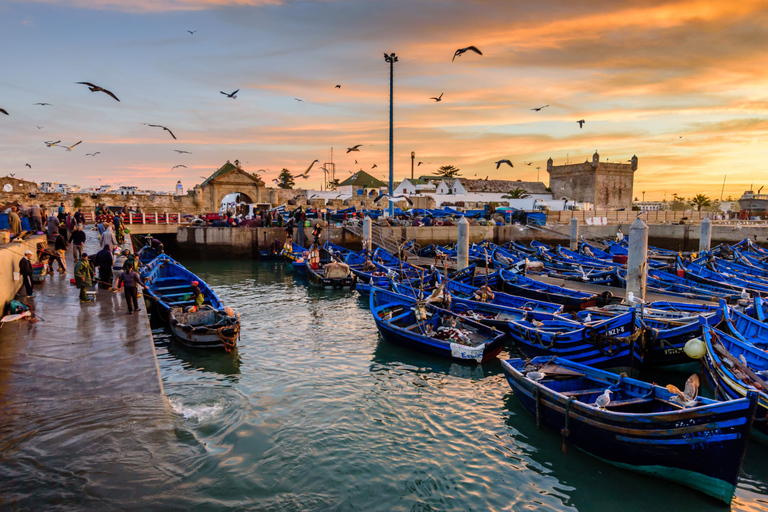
452, 45, 482, 62
272, 178, 280, 185
86, 152, 100, 156
531, 105, 549, 111
347, 144, 362, 153
144, 123, 177, 140
34, 103, 52, 106
296, 159, 319, 179
8, 174, 15, 178
45, 140, 61, 147
25, 163, 31, 169
0, 108, 8, 115
335, 85, 341, 89
418, 162, 423, 166
36, 125, 44, 130
76, 82, 120, 102
62, 141, 82, 151
220, 89, 239, 99
524, 162, 532, 166
374, 193, 413, 206
577, 119, 586, 129
495, 159, 513, 169
294, 98, 304, 102
187, 30, 196, 34
172, 164, 187, 170
371, 164, 377, 169
430, 93, 443, 102
174, 149, 192, 154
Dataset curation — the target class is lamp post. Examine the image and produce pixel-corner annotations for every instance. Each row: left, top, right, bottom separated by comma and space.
384, 52, 398, 217
411, 151, 415, 180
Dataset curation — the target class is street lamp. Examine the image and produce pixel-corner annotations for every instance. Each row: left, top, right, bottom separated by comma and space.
411, 151, 415, 180
384, 52, 398, 217
642, 191, 646, 202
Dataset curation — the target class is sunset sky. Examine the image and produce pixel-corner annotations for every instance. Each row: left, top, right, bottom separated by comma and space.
1, 0, 767, 201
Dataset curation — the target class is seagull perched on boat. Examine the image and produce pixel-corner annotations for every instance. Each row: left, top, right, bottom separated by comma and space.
86, 152, 100, 156
741, 288, 750, 300
666, 374, 699, 406
174, 149, 192, 154
76, 82, 120, 102
430, 93, 443, 102
347, 144, 362, 153
594, 389, 612, 409
373, 193, 413, 206
531, 105, 548, 111
526, 371, 545, 381
172, 164, 187, 170
220, 89, 239, 99
144, 123, 177, 139
625, 291, 644, 305
495, 159, 513, 169
452, 45, 482, 62
577, 119, 586, 129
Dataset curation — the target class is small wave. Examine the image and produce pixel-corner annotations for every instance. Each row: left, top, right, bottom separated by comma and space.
168, 398, 224, 423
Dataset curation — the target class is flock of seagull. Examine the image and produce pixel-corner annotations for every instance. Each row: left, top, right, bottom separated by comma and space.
1, 40, 592, 184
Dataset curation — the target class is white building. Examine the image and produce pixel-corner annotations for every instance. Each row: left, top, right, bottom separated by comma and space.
393, 179, 436, 196
39, 182, 80, 194
115, 186, 148, 196
633, 201, 665, 211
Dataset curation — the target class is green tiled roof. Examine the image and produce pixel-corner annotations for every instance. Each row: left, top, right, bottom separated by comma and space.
339, 170, 386, 188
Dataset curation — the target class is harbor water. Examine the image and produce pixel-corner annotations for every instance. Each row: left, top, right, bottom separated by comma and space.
3, 258, 768, 511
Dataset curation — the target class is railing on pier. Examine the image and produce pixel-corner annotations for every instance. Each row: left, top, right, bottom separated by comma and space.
80, 212, 188, 225
343, 223, 419, 257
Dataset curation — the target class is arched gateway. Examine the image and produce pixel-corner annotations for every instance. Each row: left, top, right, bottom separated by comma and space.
194, 160, 266, 213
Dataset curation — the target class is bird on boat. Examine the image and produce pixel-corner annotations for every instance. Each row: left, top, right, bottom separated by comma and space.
452, 45, 482, 62
739, 354, 748, 366
373, 193, 413, 206
741, 288, 750, 300
594, 389, 612, 409
430, 93, 443, 102
625, 291, 644, 305
577, 119, 586, 128
34, 103, 52, 106
187, 30, 196, 34
531, 105, 548, 111
347, 144, 362, 153
666, 374, 699, 406
174, 149, 192, 154
144, 124, 177, 139
526, 371, 545, 381
45, 140, 60, 147
76, 82, 120, 101
62, 141, 82, 151
25, 163, 31, 169
220, 89, 239, 99
495, 159, 513, 169
0, 108, 8, 115
584, 313, 592, 322
86, 152, 100, 156
172, 164, 187, 170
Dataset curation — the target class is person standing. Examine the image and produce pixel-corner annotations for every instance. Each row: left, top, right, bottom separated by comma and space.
69, 224, 86, 260
100, 224, 117, 251
65, 212, 75, 238
8, 206, 21, 236
112, 248, 128, 291
46, 213, 59, 243
29, 204, 43, 233
113, 213, 125, 245
118, 266, 146, 315
74, 253, 93, 303
95, 244, 113, 289
74, 209, 85, 226
53, 231, 68, 273
190, 280, 205, 309
19, 250, 35, 298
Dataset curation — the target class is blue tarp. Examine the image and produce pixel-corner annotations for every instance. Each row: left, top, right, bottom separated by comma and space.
0, 214, 31, 232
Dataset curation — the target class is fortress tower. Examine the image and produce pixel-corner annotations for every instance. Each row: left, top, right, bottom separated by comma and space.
546, 152, 637, 210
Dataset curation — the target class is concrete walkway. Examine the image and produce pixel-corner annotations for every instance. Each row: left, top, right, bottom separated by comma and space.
0, 232, 164, 407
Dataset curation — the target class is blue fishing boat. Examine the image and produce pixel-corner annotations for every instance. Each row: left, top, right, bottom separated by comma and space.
502, 356, 758, 504
137, 245, 158, 265
721, 300, 768, 348
140, 255, 225, 314
369, 286, 505, 363
499, 269, 602, 310
443, 276, 563, 314
700, 321, 768, 442
745, 296, 768, 321
281, 242, 306, 263
507, 309, 641, 368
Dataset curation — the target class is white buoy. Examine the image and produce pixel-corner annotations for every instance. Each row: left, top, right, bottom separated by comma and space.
684, 338, 706, 359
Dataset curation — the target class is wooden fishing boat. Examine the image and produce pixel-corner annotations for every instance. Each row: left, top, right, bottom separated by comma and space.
502, 356, 758, 504
443, 276, 564, 314
137, 245, 158, 265
140, 255, 224, 314
700, 321, 768, 442
507, 309, 641, 368
369, 286, 505, 363
169, 305, 240, 351
499, 269, 602, 310
721, 300, 768, 349
280, 242, 307, 263
307, 260, 356, 289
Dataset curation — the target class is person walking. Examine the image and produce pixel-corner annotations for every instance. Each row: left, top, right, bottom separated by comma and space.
53, 231, 68, 273
112, 248, 128, 291
100, 224, 117, 251
8, 206, 21, 236
65, 212, 75, 238
113, 213, 125, 245
29, 204, 43, 232
118, 266, 146, 315
74, 253, 93, 303
19, 249, 35, 298
95, 244, 113, 289
69, 224, 86, 260
123, 250, 138, 274
74, 209, 85, 226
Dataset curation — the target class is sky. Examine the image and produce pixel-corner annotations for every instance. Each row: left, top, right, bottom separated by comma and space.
1, 0, 768, 201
